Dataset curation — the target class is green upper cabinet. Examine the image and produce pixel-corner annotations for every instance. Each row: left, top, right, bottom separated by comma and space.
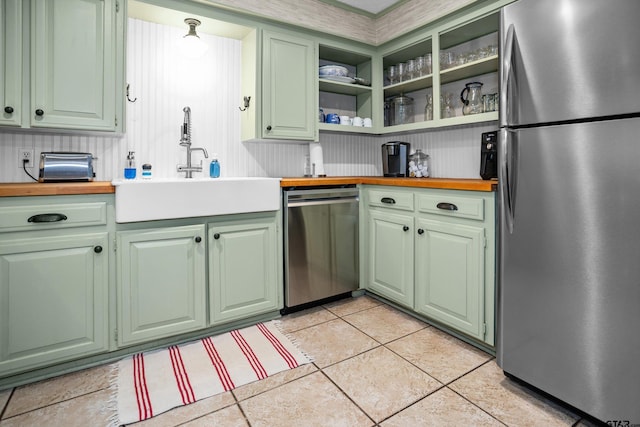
317, 43, 377, 134
242, 29, 316, 141
30, 0, 117, 131
116, 225, 207, 347
261, 29, 315, 140
378, 1, 511, 132
209, 214, 280, 324
0, 0, 22, 127
0, 0, 124, 132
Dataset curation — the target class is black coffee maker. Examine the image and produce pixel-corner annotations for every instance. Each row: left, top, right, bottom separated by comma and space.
480, 131, 498, 180
382, 142, 410, 177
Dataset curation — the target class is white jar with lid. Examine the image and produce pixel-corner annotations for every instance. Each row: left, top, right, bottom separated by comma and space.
408, 149, 430, 178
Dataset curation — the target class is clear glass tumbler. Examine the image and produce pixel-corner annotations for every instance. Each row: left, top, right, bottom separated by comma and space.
424, 53, 432, 74
415, 56, 425, 77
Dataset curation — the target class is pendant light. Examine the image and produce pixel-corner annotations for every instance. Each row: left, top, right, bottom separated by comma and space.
180, 18, 208, 58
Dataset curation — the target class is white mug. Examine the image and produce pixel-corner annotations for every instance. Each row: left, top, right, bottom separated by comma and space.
363, 117, 373, 127
352, 116, 363, 126
339, 115, 351, 125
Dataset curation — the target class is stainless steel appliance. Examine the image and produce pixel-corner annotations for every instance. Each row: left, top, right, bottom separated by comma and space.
479, 131, 497, 180
381, 141, 410, 177
38, 152, 95, 182
283, 187, 359, 311
498, 0, 640, 424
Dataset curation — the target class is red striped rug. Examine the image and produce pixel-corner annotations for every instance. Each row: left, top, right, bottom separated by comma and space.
113, 321, 312, 425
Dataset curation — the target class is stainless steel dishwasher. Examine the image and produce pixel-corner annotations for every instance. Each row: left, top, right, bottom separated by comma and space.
283, 186, 359, 312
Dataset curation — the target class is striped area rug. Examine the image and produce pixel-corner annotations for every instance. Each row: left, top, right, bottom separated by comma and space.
114, 321, 311, 425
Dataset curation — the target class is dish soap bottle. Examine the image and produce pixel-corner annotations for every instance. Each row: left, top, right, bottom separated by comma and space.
124, 151, 136, 179
141, 163, 152, 179
209, 154, 220, 178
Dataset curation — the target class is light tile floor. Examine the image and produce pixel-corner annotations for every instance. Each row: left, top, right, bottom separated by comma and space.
0, 295, 601, 427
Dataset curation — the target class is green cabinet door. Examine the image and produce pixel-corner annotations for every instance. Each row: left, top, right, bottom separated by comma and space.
366, 210, 414, 307
209, 217, 279, 323
414, 218, 485, 340
0, 0, 21, 127
262, 30, 315, 140
0, 233, 109, 376
117, 225, 206, 346
31, 0, 116, 130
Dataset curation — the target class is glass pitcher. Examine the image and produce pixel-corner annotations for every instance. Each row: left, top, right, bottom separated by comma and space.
460, 82, 484, 115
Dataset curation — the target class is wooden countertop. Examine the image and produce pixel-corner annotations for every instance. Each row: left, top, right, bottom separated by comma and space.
281, 177, 497, 192
0, 182, 115, 197
0, 177, 496, 197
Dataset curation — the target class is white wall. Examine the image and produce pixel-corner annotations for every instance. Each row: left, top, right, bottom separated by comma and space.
0, 18, 495, 183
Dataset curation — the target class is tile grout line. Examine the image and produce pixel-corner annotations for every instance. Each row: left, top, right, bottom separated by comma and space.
0, 388, 15, 421
317, 368, 378, 426
444, 358, 510, 426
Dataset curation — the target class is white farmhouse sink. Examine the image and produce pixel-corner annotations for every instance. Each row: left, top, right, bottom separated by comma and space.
112, 177, 281, 223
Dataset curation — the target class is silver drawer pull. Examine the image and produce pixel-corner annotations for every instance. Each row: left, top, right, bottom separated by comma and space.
436, 202, 458, 211
28, 213, 68, 223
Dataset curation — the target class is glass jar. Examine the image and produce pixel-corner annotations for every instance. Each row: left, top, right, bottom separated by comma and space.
408, 149, 430, 178
392, 94, 414, 125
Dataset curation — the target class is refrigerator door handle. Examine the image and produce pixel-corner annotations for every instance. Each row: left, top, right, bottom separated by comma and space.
500, 23, 515, 128
499, 128, 517, 233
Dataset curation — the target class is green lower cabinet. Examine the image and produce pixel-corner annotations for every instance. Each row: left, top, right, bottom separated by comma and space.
117, 225, 206, 347
366, 209, 414, 307
0, 233, 109, 376
414, 218, 485, 340
362, 185, 495, 347
209, 216, 279, 323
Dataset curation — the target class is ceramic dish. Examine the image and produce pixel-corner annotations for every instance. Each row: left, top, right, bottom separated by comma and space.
319, 65, 348, 77
320, 76, 356, 84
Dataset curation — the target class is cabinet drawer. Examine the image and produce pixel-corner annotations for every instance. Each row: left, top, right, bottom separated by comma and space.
418, 194, 484, 221
367, 189, 414, 212
0, 202, 107, 233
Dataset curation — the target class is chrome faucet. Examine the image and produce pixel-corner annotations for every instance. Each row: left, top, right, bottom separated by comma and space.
177, 106, 208, 178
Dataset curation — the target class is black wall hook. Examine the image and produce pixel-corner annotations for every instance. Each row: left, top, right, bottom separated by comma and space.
238, 96, 251, 111
127, 84, 137, 103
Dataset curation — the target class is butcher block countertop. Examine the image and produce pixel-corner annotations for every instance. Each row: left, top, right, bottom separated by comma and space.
281, 177, 497, 192
0, 177, 496, 197
0, 182, 115, 197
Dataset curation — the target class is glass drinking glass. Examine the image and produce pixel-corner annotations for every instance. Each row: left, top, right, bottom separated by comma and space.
387, 65, 397, 85
405, 59, 416, 80
396, 62, 406, 82
415, 56, 425, 77
424, 53, 432, 75
424, 94, 433, 121
441, 93, 455, 118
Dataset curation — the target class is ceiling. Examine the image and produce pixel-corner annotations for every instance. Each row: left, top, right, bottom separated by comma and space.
322, 0, 408, 17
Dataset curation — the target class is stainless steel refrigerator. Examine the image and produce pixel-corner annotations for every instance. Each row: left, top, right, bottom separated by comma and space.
497, 0, 640, 424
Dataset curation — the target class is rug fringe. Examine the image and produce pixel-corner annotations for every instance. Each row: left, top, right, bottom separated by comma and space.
105, 362, 122, 427
271, 320, 315, 363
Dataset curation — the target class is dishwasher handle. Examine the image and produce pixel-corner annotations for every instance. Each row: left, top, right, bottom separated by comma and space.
287, 196, 358, 208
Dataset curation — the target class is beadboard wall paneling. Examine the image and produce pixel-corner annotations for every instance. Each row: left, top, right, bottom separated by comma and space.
0, 18, 494, 183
